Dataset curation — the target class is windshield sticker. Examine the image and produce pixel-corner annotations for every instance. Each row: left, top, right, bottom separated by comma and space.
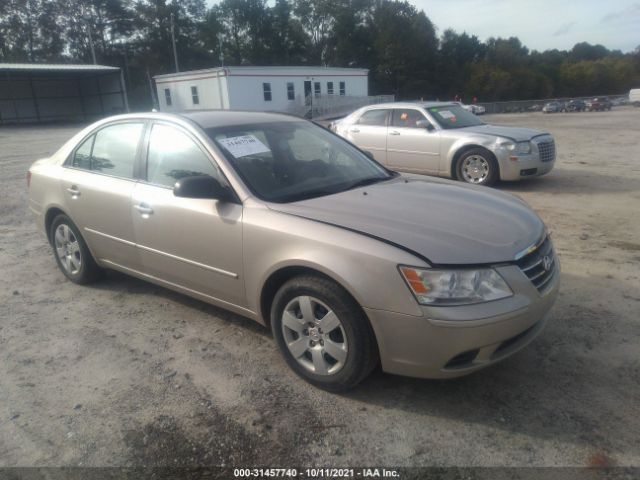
439, 110, 455, 119
217, 135, 271, 158
430, 108, 439, 112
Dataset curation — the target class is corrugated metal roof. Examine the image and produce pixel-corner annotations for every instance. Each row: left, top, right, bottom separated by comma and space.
0, 63, 120, 72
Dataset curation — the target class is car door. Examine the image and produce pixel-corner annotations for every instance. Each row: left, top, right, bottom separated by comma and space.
344, 109, 390, 164
131, 122, 245, 307
386, 108, 440, 174
60, 121, 144, 269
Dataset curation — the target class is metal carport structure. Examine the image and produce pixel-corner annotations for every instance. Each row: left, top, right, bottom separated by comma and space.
0, 63, 129, 125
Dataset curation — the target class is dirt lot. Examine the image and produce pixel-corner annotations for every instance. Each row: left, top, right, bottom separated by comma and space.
1, 109, 639, 469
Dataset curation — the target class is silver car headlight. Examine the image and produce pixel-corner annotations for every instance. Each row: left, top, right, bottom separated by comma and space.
399, 266, 513, 306
500, 140, 531, 154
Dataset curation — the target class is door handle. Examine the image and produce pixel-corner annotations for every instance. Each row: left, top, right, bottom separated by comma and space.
134, 203, 154, 215
349, 128, 360, 133
389, 131, 400, 136
66, 186, 81, 197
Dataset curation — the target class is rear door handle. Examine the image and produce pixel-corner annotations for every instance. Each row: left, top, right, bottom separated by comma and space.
389, 131, 400, 136
66, 186, 81, 197
134, 203, 154, 215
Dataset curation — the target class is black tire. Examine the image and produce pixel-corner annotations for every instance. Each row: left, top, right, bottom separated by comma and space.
271, 274, 378, 392
49, 214, 104, 284
455, 148, 499, 186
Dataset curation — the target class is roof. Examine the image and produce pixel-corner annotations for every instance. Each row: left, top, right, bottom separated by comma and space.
181, 110, 301, 129
359, 101, 458, 109
154, 65, 369, 81
0, 63, 120, 75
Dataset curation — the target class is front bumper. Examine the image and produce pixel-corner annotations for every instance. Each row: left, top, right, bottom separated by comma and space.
496, 149, 555, 181
365, 263, 559, 379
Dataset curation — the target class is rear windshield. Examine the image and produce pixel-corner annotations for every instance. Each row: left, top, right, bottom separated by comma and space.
427, 105, 484, 129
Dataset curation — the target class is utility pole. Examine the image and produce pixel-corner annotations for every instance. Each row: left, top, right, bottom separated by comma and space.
170, 13, 179, 73
87, 22, 97, 64
218, 33, 224, 67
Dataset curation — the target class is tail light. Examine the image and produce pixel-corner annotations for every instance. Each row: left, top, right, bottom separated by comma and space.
27, 170, 32, 188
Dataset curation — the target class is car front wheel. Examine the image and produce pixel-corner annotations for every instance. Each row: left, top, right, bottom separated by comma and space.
271, 275, 378, 391
456, 148, 498, 186
50, 214, 103, 284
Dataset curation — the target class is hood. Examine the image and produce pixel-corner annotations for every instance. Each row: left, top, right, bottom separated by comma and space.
269, 177, 545, 265
461, 124, 547, 142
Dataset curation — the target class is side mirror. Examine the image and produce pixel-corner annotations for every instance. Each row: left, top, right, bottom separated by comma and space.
173, 175, 236, 202
362, 150, 375, 160
416, 119, 435, 131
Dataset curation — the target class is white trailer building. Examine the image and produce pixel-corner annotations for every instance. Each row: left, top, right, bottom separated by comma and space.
154, 66, 371, 118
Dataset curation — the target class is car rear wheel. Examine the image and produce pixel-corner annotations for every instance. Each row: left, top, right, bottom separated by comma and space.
271, 275, 378, 391
456, 148, 498, 186
50, 214, 103, 284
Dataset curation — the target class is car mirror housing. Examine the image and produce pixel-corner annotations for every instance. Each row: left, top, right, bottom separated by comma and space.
173, 175, 236, 202
416, 119, 435, 131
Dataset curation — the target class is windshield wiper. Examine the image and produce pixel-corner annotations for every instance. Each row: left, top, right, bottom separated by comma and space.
342, 176, 390, 191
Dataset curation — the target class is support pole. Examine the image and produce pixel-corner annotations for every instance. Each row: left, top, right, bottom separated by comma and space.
170, 13, 179, 73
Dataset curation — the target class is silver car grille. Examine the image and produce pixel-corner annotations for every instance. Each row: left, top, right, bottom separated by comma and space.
537, 140, 556, 162
516, 236, 557, 294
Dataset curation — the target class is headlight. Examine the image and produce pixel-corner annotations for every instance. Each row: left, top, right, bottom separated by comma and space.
515, 141, 532, 154
499, 140, 531, 154
399, 266, 513, 306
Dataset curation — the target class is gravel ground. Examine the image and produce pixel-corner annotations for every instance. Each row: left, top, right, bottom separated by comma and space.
1, 109, 639, 469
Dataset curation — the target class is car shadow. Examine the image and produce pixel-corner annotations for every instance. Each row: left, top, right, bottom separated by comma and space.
343, 271, 639, 452
494, 168, 638, 195
83, 263, 638, 454
87, 269, 271, 339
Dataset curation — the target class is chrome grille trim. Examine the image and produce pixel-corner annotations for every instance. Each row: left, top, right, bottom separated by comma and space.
516, 235, 557, 294
537, 139, 556, 163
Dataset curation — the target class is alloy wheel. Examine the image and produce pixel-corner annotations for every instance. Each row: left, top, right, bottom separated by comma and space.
281, 295, 348, 376
54, 224, 82, 275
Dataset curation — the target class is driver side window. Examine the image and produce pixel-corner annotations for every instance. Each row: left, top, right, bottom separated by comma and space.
391, 109, 427, 128
146, 124, 221, 188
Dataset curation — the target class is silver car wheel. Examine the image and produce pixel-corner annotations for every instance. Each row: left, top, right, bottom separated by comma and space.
54, 224, 82, 275
461, 155, 490, 184
281, 295, 348, 376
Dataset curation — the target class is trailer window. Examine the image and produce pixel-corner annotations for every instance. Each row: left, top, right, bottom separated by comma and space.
263, 83, 272, 102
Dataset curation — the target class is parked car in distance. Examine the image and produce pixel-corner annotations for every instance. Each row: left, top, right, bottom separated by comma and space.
462, 103, 486, 115
542, 101, 562, 113
629, 89, 640, 107
587, 97, 612, 111
28, 111, 559, 391
562, 99, 587, 112
332, 102, 556, 186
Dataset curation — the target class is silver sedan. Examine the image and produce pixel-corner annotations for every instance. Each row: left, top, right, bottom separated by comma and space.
332, 102, 555, 185
28, 111, 559, 390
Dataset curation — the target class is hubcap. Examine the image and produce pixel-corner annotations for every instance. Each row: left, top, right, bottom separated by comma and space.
281, 296, 348, 376
461, 155, 490, 184
54, 224, 82, 275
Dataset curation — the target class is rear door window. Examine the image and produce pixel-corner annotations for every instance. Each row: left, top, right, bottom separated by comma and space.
357, 109, 389, 126
90, 123, 144, 179
72, 135, 94, 170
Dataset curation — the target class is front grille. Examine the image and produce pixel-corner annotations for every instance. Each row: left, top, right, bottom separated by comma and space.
537, 140, 556, 162
516, 236, 557, 293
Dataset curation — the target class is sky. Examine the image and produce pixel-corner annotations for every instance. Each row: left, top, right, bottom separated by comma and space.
206, 0, 640, 53
417, 0, 640, 53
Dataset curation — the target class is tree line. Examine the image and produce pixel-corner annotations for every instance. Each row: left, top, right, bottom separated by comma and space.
1, 0, 639, 109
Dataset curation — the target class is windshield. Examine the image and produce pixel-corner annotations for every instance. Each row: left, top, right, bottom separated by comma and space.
427, 105, 484, 129
206, 121, 394, 203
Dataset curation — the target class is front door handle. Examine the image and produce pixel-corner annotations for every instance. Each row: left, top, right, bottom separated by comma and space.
349, 128, 360, 133
389, 131, 400, 136
66, 185, 81, 197
134, 203, 154, 215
